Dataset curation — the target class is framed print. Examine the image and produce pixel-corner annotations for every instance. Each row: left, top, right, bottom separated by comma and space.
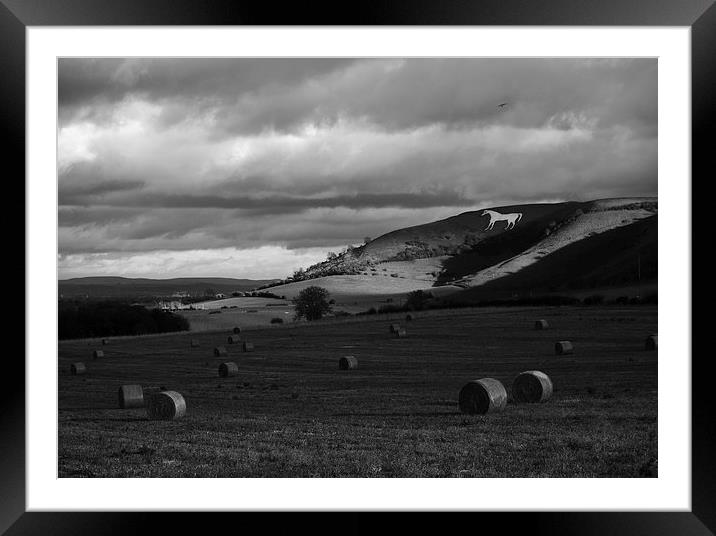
6, 0, 712, 533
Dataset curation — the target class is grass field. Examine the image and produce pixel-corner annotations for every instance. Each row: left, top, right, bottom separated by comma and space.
58, 305, 657, 478
180, 297, 295, 331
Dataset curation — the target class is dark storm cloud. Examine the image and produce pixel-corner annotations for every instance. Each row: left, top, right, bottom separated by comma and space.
58, 58, 357, 126
211, 58, 658, 137
59, 58, 656, 136
58, 58, 657, 276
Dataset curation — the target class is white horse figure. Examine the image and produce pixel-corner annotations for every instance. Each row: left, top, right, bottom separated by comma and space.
481, 209, 523, 230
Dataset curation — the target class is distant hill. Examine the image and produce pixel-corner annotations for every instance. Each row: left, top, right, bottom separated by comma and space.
58, 276, 278, 299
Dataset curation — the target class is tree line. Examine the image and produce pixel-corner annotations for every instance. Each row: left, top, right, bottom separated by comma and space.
59, 301, 190, 340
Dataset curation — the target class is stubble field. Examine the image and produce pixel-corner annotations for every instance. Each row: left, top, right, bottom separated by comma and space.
58, 305, 657, 478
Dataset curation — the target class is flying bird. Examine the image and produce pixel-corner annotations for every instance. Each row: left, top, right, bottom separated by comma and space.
497, 102, 509, 109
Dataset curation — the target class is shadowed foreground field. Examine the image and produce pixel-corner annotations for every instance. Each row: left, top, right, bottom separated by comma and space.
58, 306, 657, 478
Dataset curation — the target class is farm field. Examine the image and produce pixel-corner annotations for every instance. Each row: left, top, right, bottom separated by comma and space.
58, 305, 657, 478
182, 282, 460, 330
181, 297, 295, 331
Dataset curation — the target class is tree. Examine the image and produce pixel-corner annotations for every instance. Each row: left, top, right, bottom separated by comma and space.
292, 286, 332, 321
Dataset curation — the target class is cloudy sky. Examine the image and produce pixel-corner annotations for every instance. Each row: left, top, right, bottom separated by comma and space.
58, 58, 657, 280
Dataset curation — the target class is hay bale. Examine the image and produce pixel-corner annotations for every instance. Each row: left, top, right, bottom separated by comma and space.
339, 356, 358, 370
92, 350, 104, 360
555, 341, 573, 355
512, 371, 553, 403
70, 362, 86, 375
459, 378, 507, 415
190, 339, 200, 348
218, 362, 238, 377
214, 346, 228, 357
645, 334, 658, 351
394, 328, 407, 338
534, 319, 549, 330
227, 335, 241, 344
233, 326, 241, 334
118, 384, 144, 409
146, 391, 186, 420
389, 323, 401, 333
242, 342, 254, 352
406, 314, 413, 321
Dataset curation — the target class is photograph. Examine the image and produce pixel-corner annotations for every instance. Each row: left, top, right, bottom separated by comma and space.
56, 57, 659, 478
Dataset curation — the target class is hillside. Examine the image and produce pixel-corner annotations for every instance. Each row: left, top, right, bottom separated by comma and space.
451, 214, 657, 302
450, 199, 656, 288
279, 197, 656, 299
59, 276, 278, 299
359, 201, 586, 263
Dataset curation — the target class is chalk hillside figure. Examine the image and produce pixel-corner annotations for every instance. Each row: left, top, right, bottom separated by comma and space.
481, 209, 523, 230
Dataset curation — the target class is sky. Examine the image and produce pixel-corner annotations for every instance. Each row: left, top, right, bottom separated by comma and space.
58, 58, 657, 280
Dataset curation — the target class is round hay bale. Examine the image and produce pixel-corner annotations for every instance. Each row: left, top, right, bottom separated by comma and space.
146, 391, 186, 420
512, 371, 553, 403
389, 323, 400, 333
534, 319, 549, 330
406, 314, 413, 321
645, 334, 658, 351
70, 362, 86, 375
555, 341, 573, 355
190, 339, 200, 348
92, 350, 104, 360
218, 362, 238, 377
227, 335, 241, 344
214, 346, 228, 357
242, 342, 254, 352
339, 356, 358, 370
458, 378, 507, 415
118, 384, 144, 409
233, 326, 241, 334
394, 328, 407, 338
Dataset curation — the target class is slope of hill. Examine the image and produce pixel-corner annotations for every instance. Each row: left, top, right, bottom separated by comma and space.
287, 197, 655, 294
451, 214, 657, 301
59, 276, 278, 298
453, 201, 655, 288
262, 274, 462, 301
359, 201, 586, 263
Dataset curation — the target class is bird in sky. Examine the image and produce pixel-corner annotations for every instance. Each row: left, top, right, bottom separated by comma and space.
497, 102, 509, 109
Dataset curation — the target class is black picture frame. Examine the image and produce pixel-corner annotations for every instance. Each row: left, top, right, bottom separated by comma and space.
5, 1, 711, 534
